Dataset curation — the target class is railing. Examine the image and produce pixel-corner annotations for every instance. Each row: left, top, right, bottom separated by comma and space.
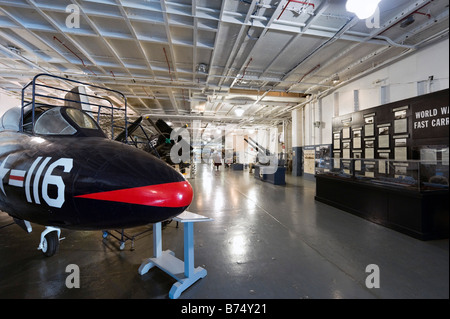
20, 73, 129, 142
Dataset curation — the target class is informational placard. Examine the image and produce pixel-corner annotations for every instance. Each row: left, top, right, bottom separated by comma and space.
343, 141, 350, 159
442, 148, 449, 165
365, 123, 374, 137
343, 127, 350, 139
333, 151, 341, 169
420, 148, 437, 164
395, 147, 407, 160
393, 106, 409, 134
331, 90, 448, 171
303, 147, 316, 174
354, 152, 362, 171
353, 129, 362, 149
334, 139, 340, 149
378, 151, 390, 174
364, 113, 375, 137
365, 161, 375, 177
378, 124, 390, 149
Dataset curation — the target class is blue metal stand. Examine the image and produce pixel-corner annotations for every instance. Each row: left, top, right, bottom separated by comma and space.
138, 211, 212, 299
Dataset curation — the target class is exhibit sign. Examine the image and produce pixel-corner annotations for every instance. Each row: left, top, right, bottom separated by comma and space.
412, 104, 449, 139
303, 146, 316, 175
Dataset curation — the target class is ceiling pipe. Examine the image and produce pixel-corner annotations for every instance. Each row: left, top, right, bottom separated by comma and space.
282, 16, 357, 85
286, 64, 321, 93
235, 57, 253, 86
53, 36, 96, 76
142, 113, 287, 123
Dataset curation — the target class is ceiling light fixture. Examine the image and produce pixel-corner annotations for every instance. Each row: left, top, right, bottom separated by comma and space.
196, 63, 208, 73
235, 106, 245, 117
332, 75, 340, 84
346, 0, 381, 20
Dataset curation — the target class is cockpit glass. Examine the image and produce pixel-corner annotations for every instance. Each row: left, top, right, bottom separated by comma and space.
66, 108, 98, 129
34, 108, 77, 136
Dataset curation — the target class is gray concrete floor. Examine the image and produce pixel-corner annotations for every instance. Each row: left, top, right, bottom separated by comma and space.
0, 164, 448, 299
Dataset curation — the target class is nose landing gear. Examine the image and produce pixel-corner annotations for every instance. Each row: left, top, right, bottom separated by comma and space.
38, 227, 62, 257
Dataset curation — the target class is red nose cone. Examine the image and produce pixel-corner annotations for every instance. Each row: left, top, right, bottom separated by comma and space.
75, 181, 194, 208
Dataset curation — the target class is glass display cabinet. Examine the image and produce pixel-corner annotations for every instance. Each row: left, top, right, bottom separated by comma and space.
317, 158, 448, 192
315, 158, 449, 240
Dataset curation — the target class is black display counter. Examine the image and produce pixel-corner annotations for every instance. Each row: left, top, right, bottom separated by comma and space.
254, 165, 286, 185
232, 163, 244, 170
315, 175, 449, 240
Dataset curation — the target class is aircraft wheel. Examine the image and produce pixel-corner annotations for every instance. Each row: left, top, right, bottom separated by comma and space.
42, 232, 59, 257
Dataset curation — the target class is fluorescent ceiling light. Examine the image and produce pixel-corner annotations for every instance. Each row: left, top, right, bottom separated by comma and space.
346, 0, 381, 19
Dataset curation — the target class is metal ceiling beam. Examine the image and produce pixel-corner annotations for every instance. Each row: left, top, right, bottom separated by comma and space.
0, 6, 89, 74
0, 0, 447, 130
259, 0, 330, 82
216, 0, 259, 89
114, 0, 156, 79
113, 0, 164, 110
192, 0, 198, 85
229, 0, 286, 90
205, 0, 226, 85
25, 0, 109, 78
167, 88, 180, 114
304, 0, 446, 94
281, 16, 358, 83
160, 0, 178, 79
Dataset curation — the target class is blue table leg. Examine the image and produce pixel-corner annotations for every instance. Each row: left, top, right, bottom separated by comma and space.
138, 222, 161, 275
169, 221, 207, 299
184, 222, 194, 277
138, 220, 208, 299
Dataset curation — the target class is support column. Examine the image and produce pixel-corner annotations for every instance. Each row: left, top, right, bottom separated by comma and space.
292, 108, 303, 176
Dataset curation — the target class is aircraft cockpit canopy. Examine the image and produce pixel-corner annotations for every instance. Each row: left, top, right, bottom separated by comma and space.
34, 107, 106, 138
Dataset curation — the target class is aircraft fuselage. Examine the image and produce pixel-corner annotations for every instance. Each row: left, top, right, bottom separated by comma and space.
0, 131, 193, 230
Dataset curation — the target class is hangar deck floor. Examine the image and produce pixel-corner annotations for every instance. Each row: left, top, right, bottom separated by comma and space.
0, 164, 448, 299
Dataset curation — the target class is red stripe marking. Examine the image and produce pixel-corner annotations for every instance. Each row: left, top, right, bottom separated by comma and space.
75, 181, 193, 208
10, 176, 25, 181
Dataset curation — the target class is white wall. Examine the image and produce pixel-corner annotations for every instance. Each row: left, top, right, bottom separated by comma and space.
299, 38, 449, 146
0, 92, 21, 117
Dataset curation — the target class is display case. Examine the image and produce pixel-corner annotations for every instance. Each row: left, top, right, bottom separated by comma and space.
318, 157, 449, 192
315, 158, 449, 240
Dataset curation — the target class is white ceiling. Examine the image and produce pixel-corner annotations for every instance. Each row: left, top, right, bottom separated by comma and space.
0, 0, 448, 130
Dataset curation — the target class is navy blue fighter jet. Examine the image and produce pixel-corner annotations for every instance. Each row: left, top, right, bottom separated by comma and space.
0, 74, 193, 256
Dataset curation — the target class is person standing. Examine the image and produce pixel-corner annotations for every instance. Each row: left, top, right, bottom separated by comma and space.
212, 150, 222, 171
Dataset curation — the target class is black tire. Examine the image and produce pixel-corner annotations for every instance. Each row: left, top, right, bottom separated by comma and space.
42, 232, 59, 257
